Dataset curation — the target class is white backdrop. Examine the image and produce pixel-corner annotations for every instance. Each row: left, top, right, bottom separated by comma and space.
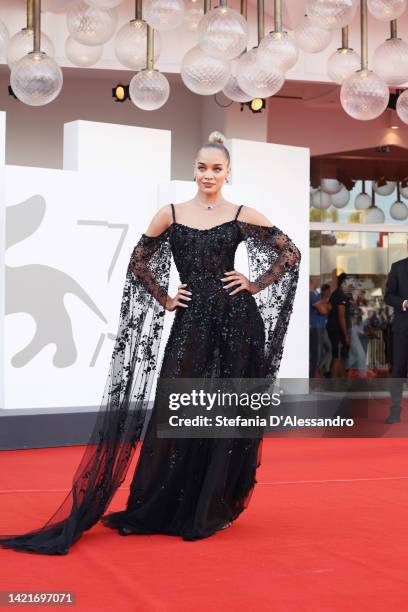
0, 112, 5, 412
1, 118, 309, 411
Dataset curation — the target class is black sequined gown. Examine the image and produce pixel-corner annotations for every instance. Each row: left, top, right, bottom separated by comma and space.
101, 203, 268, 540
0, 203, 301, 554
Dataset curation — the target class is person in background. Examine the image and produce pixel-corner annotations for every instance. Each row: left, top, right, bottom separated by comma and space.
315, 283, 332, 377
384, 252, 408, 424
326, 273, 352, 379
309, 277, 321, 378
347, 312, 368, 375
309, 279, 331, 378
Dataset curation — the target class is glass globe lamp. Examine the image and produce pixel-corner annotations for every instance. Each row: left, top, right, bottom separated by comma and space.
401, 183, 408, 198
67, 1, 118, 46
327, 47, 360, 84
311, 189, 332, 209
390, 200, 408, 220
373, 180, 396, 196
257, 31, 299, 72
396, 88, 408, 123
143, 0, 185, 31
368, 0, 407, 20
7, 28, 55, 70
222, 56, 252, 102
362, 206, 385, 223
236, 47, 284, 98
181, 45, 230, 94
115, 20, 161, 70
355, 191, 371, 209
331, 185, 350, 208
373, 38, 408, 86
129, 69, 170, 110
294, 14, 333, 53
10, 51, 63, 106
306, 0, 358, 30
197, 6, 248, 60
66, 35, 102, 66
321, 178, 342, 194
340, 69, 389, 120
183, 0, 204, 32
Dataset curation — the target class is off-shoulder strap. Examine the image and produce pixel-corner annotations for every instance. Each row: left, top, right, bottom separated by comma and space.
235, 204, 244, 220
170, 202, 176, 223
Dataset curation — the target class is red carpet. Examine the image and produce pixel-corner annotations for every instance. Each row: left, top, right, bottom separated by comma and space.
1, 432, 408, 611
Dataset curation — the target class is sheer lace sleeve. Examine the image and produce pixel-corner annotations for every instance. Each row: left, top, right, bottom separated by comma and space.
0, 228, 173, 555
131, 232, 171, 307
237, 221, 301, 379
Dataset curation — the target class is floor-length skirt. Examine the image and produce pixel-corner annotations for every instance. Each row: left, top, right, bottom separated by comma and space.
101, 281, 266, 540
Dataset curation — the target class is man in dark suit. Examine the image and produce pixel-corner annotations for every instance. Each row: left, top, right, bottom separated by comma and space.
384, 255, 408, 423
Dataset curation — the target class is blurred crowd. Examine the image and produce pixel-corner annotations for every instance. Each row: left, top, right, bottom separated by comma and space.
309, 272, 392, 379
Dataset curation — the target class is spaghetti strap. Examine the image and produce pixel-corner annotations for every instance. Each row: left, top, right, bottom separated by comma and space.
170, 203, 176, 223
235, 204, 244, 221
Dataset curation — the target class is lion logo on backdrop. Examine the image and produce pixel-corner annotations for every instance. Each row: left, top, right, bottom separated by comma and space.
6, 195, 110, 368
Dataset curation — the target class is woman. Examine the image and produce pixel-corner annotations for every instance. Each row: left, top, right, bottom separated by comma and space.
0, 132, 301, 555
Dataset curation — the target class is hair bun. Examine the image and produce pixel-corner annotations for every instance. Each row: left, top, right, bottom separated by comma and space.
208, 130, 226, 145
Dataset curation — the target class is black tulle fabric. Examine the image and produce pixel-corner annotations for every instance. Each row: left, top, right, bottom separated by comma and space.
0, 204, 301, 554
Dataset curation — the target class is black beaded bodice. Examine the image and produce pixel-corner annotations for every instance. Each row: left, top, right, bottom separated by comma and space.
169, 204, 244, 295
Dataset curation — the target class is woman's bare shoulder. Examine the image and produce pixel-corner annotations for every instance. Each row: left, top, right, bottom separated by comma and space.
238, 205, 274, 227
172, 199, 196, 212
142, 203, 173, 237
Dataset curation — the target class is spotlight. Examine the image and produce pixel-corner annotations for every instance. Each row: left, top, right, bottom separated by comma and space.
240, 98, 266, 113
388, 88, 405, 110
112, 84, 130, 102
250, 98, 265, 112
8, 85, 17, 100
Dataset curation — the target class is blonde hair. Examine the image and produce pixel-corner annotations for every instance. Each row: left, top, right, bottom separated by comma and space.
196, 131, 230, 166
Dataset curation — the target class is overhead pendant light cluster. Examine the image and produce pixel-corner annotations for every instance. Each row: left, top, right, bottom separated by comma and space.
311, 177, 408, 222
310, 179, 351, 210
3, 0, 408, 116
